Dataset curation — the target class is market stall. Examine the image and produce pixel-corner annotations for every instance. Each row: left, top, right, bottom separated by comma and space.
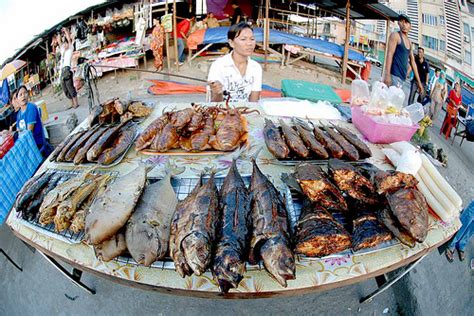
5, 98, 462, 298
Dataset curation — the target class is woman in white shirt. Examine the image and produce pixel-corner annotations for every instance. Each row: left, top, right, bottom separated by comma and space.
208, 22, 262, 102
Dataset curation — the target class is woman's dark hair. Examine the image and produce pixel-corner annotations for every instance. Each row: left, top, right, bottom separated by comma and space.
17, 85, 28, 94
227, 22, 253, 41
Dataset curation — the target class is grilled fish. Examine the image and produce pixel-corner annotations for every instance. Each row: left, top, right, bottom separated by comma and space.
295, 200, 351, 257
278, 119, 309, 158
294, 163, 348, 212
263, 118, 290, 159
54, 175, 109, 232
15, 171, 54, 212
151, 122, 180, 152
135, 115, 169, 151
170, 174, 219, 277
292, 119, 329, 159
378, 208, 416, 248
310, 122, 344, 159
94, 231, 127, 261
249, 160, 295, 287
87, 121, 129, 162
63, 125, 101, 162
387, 189, 429, 243
73, 127, 108, 164
332, 125, 372, 158
328, 159, 379, 205
57, 130, 87, 162
323, 127, 359, 161
85, 165, 147, 245
213, 160, 252, 293
374, 170, 418, 195
126, 172, 178, 266
49, 133, 75, 162
97, 125, 136, 165
352, 213, 392, 251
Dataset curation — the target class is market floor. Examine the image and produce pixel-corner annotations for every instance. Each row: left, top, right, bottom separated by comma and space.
1, 60, 473, 315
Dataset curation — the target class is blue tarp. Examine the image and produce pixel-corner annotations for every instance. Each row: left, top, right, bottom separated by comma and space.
202, 27, 366, 62
461, 86, 473, 107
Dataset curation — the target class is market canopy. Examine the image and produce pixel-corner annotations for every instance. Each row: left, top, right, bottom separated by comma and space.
0, 60, 27, 81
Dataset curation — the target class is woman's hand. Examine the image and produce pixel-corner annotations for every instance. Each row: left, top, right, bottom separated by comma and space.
208, 81, 224, 102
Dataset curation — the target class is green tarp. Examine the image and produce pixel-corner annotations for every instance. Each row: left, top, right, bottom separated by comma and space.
455, 71, 474, 88
281, 80, 342, 104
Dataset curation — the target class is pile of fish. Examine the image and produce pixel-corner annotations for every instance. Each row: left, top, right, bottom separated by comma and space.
136, 104, 256, 153
49, 121, 137, 165
264, 118, 371, 161
289, 159, 429, 257
14, 170, 111, 234
89, 98, 152, 126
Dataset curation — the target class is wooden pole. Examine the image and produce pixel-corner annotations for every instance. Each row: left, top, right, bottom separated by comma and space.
264, 0, 270, 71
165, 3, 171, 74
173, 0, 179, 72
382, 19, 390, 77
341, 0, 351, 83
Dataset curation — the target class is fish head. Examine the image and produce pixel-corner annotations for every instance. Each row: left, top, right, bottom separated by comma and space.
214, 252, 245, 292
182, 232, 212, 275
260, 238, 295, 287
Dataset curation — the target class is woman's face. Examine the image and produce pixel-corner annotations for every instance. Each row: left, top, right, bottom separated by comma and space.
455, 83, 460, 93
17, 88, 28, 107
229, 28, 256, 57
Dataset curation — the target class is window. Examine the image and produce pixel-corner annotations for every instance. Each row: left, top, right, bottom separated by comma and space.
465, 50, 472, 65
440, 40, 446, 52
422, 35, 438, 50
422, 14, 438, 26
439, 15, 445, 26
464, 23, 471, 42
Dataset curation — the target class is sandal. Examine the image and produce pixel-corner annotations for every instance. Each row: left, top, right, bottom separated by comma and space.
458, 250, 465, 261
445, 249, 455, 262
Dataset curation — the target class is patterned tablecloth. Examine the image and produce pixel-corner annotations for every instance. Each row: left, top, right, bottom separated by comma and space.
6, 102, 461, 297
1, 131, 42, 224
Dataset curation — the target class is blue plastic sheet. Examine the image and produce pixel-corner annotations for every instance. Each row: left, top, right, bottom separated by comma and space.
202, 27, 366, 62
0, 131, 43, 223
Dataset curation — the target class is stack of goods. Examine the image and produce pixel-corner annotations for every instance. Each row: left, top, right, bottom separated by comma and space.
136, 104, 256, 153
14, 171, 110, 234
89, 98, 152, 126
49, 121, 137, 165
289, 159, 430, 256
264, 118, 371, 161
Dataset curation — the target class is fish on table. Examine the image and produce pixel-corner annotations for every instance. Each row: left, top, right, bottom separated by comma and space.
249, 159, 295, 287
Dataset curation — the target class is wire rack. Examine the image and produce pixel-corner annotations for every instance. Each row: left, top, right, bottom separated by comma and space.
17, 168, 117, 244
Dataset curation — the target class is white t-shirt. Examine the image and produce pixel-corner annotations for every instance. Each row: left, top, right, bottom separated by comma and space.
60, 44, 74, 68
207, 53, 262, 102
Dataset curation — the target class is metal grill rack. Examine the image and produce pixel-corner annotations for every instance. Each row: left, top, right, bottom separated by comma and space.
276, 158, 366, 167
17, 168, 118, 244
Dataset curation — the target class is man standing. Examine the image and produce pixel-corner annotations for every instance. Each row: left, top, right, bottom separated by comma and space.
59, 27, 79, 109
176, 16, 195, 64
407, 47, 430, 105
383, 14, 424, 98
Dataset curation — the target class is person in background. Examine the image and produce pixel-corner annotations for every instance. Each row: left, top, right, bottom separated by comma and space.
206, 12, 219, 28
59, 27, 79, 109
383, 14, 425, 98
208, 22, 262, 102
430, 71, 447, 120
440, 82, 463, 138
445, 200, 473, 262
429, 68, 440, 94
407, 47, 429, 105
230, 1, 244, 25
176, 15, 195, 65
15, 86, 47, 153
151, 19, 165, 71
190, 17, 207, 34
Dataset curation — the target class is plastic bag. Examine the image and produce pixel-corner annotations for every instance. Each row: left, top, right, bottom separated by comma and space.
350, 79, 370, 106
368, 81, 389, 110
386, 85, 405, 111
405, 102, 424, 123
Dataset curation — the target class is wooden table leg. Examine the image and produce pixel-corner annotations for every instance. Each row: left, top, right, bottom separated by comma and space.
359, 254, 427, 304
0, 249, 23, 272
37, 250, 96, 295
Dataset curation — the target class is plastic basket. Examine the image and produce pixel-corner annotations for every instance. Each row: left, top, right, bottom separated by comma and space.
351, 107, 418, 144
